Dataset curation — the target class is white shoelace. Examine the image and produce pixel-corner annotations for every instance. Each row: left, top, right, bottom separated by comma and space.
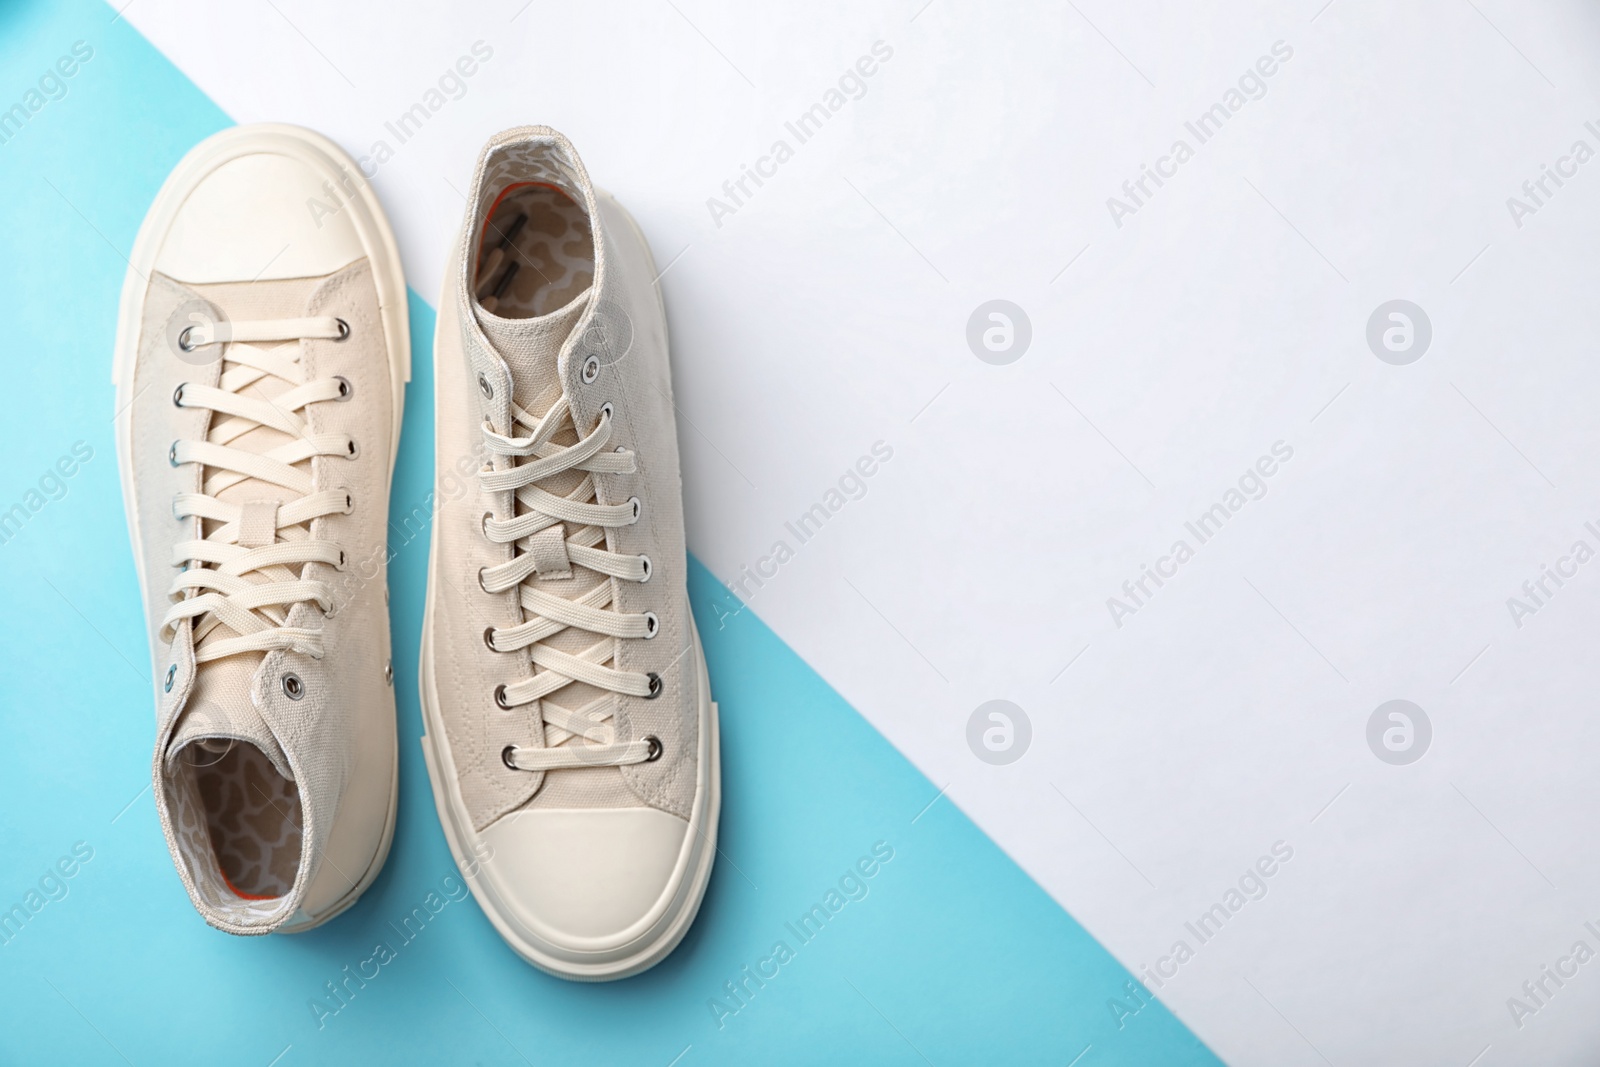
479, 394, 660, 772
160, 316, 354, 665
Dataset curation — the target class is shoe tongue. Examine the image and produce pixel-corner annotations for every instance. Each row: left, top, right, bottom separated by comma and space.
166, 656, 293, 781
474, 291, 590, 409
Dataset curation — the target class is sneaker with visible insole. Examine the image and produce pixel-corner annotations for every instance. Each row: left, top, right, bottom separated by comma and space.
114, 124, 409, 933
420, 126, 719, 980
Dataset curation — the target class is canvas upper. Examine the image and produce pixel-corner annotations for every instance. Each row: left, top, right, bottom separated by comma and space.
114, 125, 408, 934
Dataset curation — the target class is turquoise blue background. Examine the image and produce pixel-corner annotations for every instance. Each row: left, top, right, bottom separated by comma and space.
0, 2, 1219, 1062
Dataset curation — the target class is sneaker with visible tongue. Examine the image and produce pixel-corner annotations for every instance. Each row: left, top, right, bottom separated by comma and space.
114, 125, 409, 933
420, 126, 720, 979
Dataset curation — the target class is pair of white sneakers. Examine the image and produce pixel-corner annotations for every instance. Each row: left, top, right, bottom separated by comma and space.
113, 124, 719, 981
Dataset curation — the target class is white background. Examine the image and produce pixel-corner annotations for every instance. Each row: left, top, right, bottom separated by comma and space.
126, 1, 1600, 1061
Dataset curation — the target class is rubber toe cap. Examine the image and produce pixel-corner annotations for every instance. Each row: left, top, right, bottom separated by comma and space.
480, 807, 689, 945
153, 150, 364, 283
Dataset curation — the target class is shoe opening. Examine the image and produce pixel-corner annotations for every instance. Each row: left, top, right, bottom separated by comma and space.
474, 181, 594, 319
187, 740, 303, 900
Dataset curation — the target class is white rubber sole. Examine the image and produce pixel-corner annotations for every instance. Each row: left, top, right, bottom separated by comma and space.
416, 189, 721, 981
112, 123, 411, 932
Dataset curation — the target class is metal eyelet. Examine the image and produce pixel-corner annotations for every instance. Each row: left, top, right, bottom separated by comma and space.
384, 659, 393, 686
478, 372, 494, 399
501, 745, 519, 770
582, 354, 600, 383
645, 672, 662, 699
628, 497, 642, 523
339, 489, 354, 514
481, 512, 495, 537
168, 441, 180, 467
644, 735, 663, 762
494, 684, 513, 709
172, 383, 187, 407
177, 326, 197, 352
334, 376, 354, 400
336, 549, 347, 569
483, 627, 498, 652
164, 664, 176, 692
334, 318, 350, 341
477, 566, 491, 593
282, 673, 305, 701
346, 438, 359, 459
643, 612, 659, 639
638, 555, 652, 582
600, 402, 614, 421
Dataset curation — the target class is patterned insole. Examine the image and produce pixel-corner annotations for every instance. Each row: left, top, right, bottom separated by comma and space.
475, 184, 594, 318
193, 744, 302, 898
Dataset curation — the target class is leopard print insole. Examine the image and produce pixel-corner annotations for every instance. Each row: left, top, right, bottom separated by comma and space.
476, 184, 594, 318
193, 744, 302, 898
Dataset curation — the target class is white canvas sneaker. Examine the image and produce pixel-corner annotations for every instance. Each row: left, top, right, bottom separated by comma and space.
420, 127, 720, 980
113, 124, 409, 934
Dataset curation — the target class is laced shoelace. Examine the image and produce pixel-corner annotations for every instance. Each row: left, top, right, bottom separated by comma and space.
159, 316, 355, 665
479, 393, 662, 772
